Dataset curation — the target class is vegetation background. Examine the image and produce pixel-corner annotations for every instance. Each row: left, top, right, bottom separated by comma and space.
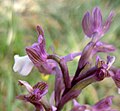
1, 0, 120, 110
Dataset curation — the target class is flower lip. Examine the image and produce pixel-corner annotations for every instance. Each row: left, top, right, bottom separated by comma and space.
13, 55, 34, 76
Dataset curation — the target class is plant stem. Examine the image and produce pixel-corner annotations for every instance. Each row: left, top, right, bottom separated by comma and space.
47, 54, 71, 89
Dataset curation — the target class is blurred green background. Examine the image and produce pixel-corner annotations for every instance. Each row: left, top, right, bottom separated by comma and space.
1, 0, 120, 110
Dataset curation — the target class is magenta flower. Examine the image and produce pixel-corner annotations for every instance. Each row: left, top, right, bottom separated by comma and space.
13, 25, 81, 76
82, 7, 114, 38
26, 25, 81, 75
16, 80, 48, 111
93, 56, 115, 81
26, 25, 57, 75
74, 11, 115, 81
72, 31, 115, 83
71, 96, 118, 111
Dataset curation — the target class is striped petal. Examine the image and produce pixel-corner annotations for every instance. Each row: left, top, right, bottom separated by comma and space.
18, 80, 33, 93
92, 7, 102, 30
82, 12, 93, 37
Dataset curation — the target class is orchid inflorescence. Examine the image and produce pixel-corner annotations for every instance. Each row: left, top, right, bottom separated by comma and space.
13, 7, 120, 111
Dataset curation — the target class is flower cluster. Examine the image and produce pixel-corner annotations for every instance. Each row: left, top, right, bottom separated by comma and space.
13, 7, 120, 111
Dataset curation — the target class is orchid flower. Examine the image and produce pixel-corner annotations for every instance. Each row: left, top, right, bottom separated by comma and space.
71, 96, 118, 111
82, 7, 114, 38
16, 80, 49, 111
75, 7, 115, 76
95, 56, 120, 94
72, 42, 115, 85
26, 25, 57, 75
13, 25, 81, 76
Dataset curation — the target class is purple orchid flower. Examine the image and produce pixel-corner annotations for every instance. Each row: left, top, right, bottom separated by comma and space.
73, 55, 115, 86
72, 7, 115, 83
82, 7, 114, 38
71, 96, 118, 111
72, 39, 115, 85
26, 25, 81, 75
26, 25, 57, 75
13, 25, 81, 76
95, 55, 120, 93
92, 55, 115, 81
16, 80, 49, 111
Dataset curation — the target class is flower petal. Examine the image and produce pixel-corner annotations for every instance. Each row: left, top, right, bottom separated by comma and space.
16, 95, 26, 101
82, 11, 93, 37
107, 56, 115, 70
36, 25, 44, 37
18, 80, 33, 93
52, 106, 57, 111
92, 7, 102, 30
62, 52, 81, 62
33, 81, 48, 97
93, 41, 116, 55
93, 96, 113, 110
78, 41, 95, 70
26, 27, 48, 70
117, 88, 120, 95
103, 11, 115, 33
13, 55, 34, 76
